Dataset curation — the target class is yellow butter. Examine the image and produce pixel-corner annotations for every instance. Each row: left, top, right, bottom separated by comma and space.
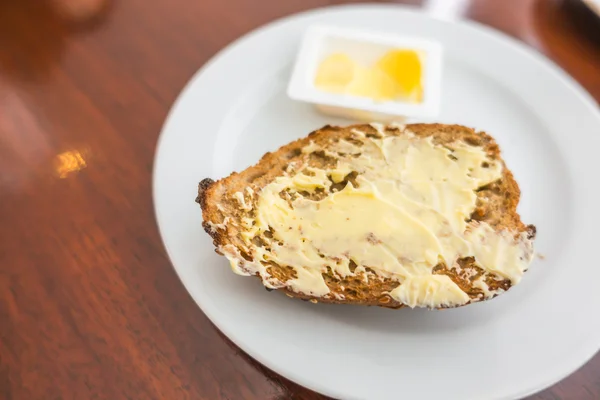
314, 53, 355, 92
391, 275, 470, 308
314, 49, 424, 103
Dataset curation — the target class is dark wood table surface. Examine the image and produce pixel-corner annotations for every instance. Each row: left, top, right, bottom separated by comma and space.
1, 0, 599, 399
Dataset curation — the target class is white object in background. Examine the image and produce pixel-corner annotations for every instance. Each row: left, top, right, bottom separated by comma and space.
423, 0, 470, 20
583, 0, 600, 15
287, 25, 443, 122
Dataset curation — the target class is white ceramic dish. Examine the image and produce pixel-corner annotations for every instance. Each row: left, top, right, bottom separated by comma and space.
287, 25, 442, 121
153, 5, 600, 400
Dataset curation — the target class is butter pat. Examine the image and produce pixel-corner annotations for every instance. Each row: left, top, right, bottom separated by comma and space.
315, 49, 424, 103
288, 25, 442, 121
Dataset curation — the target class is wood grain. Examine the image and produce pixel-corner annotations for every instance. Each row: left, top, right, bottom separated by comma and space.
0, 0, 598, 399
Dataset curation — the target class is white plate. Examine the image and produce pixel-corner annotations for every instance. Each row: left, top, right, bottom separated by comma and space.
153, 5, 600, 400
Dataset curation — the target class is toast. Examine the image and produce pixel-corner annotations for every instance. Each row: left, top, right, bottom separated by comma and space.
196, 124, 536, 309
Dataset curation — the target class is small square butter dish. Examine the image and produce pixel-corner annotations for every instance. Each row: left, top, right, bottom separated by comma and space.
287, 25, 443, 122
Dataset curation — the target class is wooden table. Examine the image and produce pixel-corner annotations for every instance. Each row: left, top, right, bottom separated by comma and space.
1, 0, 598, 398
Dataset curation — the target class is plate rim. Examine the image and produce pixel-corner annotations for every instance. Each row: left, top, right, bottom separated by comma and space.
153, 4, 600, 400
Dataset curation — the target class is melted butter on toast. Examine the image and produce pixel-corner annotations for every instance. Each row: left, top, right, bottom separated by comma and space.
221, 125, 534, 308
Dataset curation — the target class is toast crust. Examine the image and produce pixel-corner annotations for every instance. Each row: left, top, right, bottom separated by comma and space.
197, 124, 535, 308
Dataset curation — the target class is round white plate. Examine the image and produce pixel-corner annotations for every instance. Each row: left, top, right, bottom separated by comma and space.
153, 5, 600, 400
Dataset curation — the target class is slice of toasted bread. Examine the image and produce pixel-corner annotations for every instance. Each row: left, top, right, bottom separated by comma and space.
196, 124, 536, 309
